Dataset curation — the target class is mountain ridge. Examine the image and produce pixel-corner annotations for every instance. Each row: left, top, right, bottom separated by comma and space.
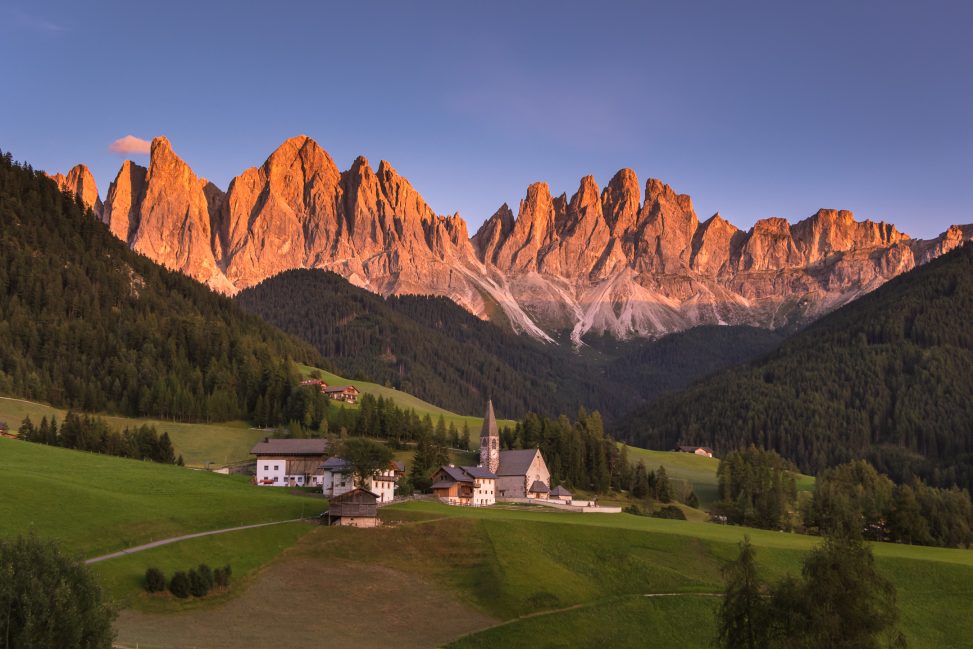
51, 135, 972, 343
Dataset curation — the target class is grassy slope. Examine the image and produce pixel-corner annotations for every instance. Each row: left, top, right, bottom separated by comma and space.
91, 521, 312, 611
623, 446, 815, 510
298, 363, 517, 431
0, 439, 325, 557
375, 502, 971, 649
0, 396, 263, 467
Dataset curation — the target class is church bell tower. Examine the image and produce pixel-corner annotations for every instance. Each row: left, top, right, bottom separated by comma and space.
480, 399, 500, 474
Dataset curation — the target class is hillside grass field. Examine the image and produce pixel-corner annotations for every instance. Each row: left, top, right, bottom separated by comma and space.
2, 441, 969, 648
109, 500, 973, 649
0, 438, 324, 557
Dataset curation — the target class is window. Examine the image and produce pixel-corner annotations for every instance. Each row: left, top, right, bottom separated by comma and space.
274, 465, 279, 471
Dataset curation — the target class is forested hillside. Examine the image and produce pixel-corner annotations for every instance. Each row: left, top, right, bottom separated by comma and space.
0, 151, 322, 423
616, 242, 973, 490
235, 269, 784, 419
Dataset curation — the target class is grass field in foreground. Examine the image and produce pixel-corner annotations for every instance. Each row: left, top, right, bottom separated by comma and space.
0, 438, 325, 557
91, 521, 313, 612
125, 501, 968, 649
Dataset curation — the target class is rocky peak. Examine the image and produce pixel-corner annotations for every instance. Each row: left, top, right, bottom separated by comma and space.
47, 164, 103, 217
691, 212, 743, 275
490, 182, 559, 272
473, 203, 516, 265
102, 160, 148, 241
126, 137, 231, 292
633, 178, 698, 273
601, 168, 640, 235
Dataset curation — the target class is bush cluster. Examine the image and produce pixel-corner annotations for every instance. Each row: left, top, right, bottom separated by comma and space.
143, 564, 232, 598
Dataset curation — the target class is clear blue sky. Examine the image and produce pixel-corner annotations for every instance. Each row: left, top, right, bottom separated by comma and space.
1, 0, 970, 238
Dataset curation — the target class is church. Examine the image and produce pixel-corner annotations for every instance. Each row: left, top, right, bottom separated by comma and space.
480, 400, 551, 500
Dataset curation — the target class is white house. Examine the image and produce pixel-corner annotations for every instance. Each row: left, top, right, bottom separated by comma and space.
320, 457, 404, 503
250, 438, 329, 487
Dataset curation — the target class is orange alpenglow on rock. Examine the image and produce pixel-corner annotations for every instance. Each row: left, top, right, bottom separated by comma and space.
51, 135, 973, 343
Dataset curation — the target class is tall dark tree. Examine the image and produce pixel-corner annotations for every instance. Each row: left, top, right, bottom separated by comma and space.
717, 536, 767, 649
0, 536, 115, 648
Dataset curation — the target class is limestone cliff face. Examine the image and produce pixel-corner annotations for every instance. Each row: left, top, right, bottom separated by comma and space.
71, 135, 971, 343
102, 160, 147, 241
46, 164, 103, 217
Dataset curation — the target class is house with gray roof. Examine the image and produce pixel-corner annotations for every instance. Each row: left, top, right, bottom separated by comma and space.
320, 457, 404, 503
431, 464, 496, 506
250, 437, 330, 487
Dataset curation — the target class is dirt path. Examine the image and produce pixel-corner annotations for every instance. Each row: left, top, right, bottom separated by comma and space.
85, 519, 303, 565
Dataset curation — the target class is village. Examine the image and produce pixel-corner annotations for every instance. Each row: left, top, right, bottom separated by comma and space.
250, 399, 623, 527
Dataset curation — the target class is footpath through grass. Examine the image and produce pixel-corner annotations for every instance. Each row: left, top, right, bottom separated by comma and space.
0, 438, 324, 557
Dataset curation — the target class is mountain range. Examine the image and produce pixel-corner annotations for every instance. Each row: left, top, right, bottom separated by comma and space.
51, 135, 972, 343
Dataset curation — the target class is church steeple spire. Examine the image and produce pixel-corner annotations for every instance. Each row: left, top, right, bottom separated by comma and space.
480, 399, 500, 473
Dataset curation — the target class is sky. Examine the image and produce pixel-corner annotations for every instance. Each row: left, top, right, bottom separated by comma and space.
1, 0, 970, 238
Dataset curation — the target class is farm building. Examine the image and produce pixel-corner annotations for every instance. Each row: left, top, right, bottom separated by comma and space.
480, 400, 552, 500
325, 488, 379, 527
431, 465, 496, 506
323, 385, 360, 404
550, 485, 572, 502
675, 445, 714, 458
300, 378, 328, 390
320, 457, 404, 502
250, 438, 329, 487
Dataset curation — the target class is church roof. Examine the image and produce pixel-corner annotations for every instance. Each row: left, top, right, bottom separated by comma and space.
481, 399, 498, 439
529, 480, 550, 494
498, 449, 539, 476
550, 485, 572, 497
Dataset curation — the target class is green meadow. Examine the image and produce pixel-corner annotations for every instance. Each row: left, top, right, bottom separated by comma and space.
0, 438, 324, 558
2, 440, 970, 648
297, 363, 517, 431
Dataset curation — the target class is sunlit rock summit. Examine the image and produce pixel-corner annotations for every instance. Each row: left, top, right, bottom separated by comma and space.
50, 135, 973, 343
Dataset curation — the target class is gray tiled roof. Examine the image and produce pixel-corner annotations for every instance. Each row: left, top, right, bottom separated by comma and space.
550, 485, 572, 497
529, 480, 550, 494
250, 438, 329, 456
463, 466, 496, 479
319, 456, 352, 471
439, 465, 473, 483
498, 449, 539, 476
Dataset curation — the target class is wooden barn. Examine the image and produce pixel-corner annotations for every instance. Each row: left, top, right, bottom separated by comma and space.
325, 488, 379, 528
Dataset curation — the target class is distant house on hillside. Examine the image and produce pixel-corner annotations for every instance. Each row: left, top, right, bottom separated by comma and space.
675, 445, 714, 458
479, 400, 551, 500
431, 465, 496, 506
324, 385, 360, 404
325, 488, 379, 527
250, 438, 329, 487
321, 457, 404, 502
300, 378, 328, 390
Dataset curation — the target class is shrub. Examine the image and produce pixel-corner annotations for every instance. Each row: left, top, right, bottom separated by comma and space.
188, 569, 209, 597
144, 567, 166, 593
197, 563, 214, 589
652, 505, 687, 520
214, 564, 232, 588
169, 571, 190, 598
687, 490, 700, 509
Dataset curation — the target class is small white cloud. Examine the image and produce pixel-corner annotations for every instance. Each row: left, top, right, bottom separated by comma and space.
109, 135, 151, 155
